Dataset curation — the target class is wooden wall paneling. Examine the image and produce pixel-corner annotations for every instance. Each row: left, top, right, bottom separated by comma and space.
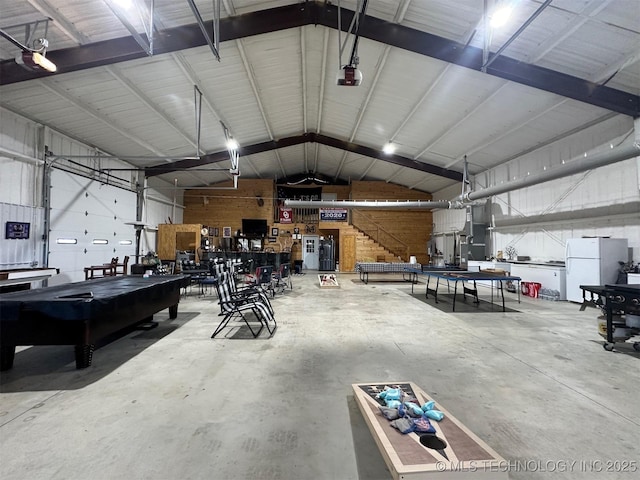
341, 235, 356, 272
181, 180, 435, 265
350, 181, 434, 201
183, 179, 275, 248
157, 223, 201, 262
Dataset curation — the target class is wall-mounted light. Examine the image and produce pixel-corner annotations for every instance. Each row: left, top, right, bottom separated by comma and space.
382, 142, 396, 155
92, 239, 109, 245
119, 240, 133, 245
56, 238, 77, 244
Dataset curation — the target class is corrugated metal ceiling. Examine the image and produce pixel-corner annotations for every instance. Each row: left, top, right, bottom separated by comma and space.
0, 0, 638, 196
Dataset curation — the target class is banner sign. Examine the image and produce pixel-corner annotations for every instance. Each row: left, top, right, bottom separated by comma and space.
277, 186, 322, 202
319, 208, 348, 222
279, 207, 293, 224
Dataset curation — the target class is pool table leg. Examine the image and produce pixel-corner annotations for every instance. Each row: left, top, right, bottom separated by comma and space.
0, 345, 16, 371
169, 304, 178, 319
74, 344, 95, 369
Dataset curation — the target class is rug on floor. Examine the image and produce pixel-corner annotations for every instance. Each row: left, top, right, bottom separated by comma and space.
409, 293, 521, 313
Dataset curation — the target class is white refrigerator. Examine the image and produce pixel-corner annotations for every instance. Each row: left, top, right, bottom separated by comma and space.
565, 237, 628, 302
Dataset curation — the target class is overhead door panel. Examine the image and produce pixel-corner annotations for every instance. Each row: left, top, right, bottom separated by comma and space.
48, 169, 136, 284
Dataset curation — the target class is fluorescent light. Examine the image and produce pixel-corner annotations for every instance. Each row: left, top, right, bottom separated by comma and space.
119, 240, 133, 245
56, 238, 77, 244
92, 239, 109, 245
382, 142, 396, 155
226, 138, 239, 150
490, 6, 513, 28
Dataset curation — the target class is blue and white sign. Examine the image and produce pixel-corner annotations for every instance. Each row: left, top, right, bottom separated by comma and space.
319, 208, 348, 222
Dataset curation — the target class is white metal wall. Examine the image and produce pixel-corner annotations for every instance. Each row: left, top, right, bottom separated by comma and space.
0, 109, 45, 269
0, 106, 183, 284
433, 114, 640, 264
0, 107, 42, 161
0, 202, 45, 269
432, 183, 466, 257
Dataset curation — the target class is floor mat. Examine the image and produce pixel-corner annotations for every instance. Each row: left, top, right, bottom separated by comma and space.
409, 293, 521, 313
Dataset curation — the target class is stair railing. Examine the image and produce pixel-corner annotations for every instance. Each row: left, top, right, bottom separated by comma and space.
351, 209, 410, 261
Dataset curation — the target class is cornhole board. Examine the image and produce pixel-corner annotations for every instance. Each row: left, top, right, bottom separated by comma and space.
352, 382, 508, 479
318, 273, 340, 288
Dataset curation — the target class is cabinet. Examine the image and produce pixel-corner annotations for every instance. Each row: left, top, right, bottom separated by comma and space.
157, 224, 202, 262
467, 261, 511, 273
509, 263, 566, 300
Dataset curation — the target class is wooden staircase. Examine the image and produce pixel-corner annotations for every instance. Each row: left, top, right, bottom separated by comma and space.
340, 224, 401, 264
350, 210, 409, 261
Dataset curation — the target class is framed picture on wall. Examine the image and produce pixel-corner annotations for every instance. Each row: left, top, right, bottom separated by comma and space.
213, 227, 219, 237
293, 227, 300, 234
268, 237, 277, 243
271, 227, 279, 236
223, 226, 232, 238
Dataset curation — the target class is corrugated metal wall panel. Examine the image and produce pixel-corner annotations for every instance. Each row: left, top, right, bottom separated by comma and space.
0, 202, 44, 269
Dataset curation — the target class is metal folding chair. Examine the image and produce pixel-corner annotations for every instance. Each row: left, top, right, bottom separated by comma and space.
211, 271, 276, 338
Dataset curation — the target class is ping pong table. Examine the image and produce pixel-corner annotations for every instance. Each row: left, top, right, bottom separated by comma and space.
404, 265, 468, 292
417, 270, 521, 312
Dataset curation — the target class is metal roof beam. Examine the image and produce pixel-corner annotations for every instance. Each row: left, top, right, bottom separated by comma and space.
145, 132, 463, 181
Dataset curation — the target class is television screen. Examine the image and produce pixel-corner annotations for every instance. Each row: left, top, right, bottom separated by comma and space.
242, 219, 268, 236
6, 222, 30, 239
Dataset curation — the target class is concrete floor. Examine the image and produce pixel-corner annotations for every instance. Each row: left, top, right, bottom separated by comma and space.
1, 272, 639, 480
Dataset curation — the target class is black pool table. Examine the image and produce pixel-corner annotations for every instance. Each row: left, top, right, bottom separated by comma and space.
0, 274, 190, 370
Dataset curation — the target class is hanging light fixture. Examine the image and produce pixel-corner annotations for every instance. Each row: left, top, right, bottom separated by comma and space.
19, 50, 57, 72
335, 0, 368, 86
226, 138, 239, 150
0, 30, 58, 73
382, 142, 395, 155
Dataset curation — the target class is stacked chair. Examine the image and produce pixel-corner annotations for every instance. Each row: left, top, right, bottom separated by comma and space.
212, 271, 276, 339
198, 261, 224, 297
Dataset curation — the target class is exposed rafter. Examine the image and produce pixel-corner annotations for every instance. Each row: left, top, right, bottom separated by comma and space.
27, 0, 90, 44
415, 82, 509, 163
38, 80, 165, 156
145, 132, 464, 182
1, 2, 637, 117
104, 65, 197, 149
